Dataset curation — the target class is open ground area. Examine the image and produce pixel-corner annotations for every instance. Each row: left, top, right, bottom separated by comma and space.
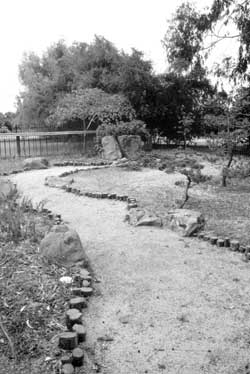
1, 151, 250, 373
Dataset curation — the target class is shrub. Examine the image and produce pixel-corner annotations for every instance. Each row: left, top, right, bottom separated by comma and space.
97, 120, 150, 141
0, 187, 48, 244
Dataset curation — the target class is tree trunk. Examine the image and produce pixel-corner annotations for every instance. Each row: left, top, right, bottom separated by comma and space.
222, 150, 234, 187
179, 176, 191, 209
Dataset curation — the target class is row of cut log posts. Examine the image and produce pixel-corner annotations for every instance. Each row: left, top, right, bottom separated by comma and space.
58, 267, 93, 373
196, 232, 248, 254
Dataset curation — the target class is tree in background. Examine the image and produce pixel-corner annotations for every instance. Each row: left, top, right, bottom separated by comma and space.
161, 3, 215, 141
204, 90, 250, 186
16, 37, 161, 132
0, 112, 15, 132
46, 88, 135, 130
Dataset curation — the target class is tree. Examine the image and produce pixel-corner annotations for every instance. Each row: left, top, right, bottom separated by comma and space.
164, 1, 250, 79
0, 112, 15, 132
16, 36, 160, 132
163, 2, 205, 74
46, 88, 135, 130
161, 4, 215, 142
204, 91, 250, 186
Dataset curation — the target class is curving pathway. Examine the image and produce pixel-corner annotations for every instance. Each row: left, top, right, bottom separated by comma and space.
12, 167, 250, 374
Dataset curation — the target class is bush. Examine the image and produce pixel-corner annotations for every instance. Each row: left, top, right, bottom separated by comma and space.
97, 120, 150, 141
0, 187, 48, 244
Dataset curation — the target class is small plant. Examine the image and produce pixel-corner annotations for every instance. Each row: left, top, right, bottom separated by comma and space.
178, 167, 210, 208
0, 188, 51, 244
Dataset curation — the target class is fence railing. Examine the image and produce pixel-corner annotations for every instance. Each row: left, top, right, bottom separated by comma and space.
0, 131, 96, 159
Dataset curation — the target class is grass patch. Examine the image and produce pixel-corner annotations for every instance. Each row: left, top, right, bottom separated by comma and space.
186, 181, 250, 245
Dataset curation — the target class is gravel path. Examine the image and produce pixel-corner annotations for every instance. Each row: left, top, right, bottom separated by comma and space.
12, 167, 250, 374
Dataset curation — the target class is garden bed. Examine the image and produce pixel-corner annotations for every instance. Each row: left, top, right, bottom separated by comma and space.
0, 189, 94, 373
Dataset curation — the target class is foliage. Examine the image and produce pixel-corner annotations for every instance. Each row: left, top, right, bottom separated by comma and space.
204, 91, 250, 186
96, 119, 149, 139
0, 112, 15, 133
164, 1, 250, 79
163, 2, 205, 74
46, 88, 135, 129
0, 187, 48, 244
162, 4, 216, 140
156, 72, 214, 139
16, 37, 159, 131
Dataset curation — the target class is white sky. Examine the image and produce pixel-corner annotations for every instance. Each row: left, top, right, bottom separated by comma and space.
0, 0, 226, 112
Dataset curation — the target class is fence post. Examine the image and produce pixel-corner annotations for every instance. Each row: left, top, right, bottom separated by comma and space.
16, 136, 21, 157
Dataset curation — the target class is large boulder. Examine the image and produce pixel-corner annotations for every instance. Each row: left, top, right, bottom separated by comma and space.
101, 136, 122, 161
166, 209, 205, 237
118, 135, 143, 159
0, 179, 15, 199
125, 208, 162, 227
40, 224, 87, 265
23, 157, 49, 170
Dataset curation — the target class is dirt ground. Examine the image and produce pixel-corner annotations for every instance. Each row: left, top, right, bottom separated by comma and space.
11, 166, 250, 374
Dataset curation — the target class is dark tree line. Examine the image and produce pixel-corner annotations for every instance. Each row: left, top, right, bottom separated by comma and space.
10, 1, 250, 143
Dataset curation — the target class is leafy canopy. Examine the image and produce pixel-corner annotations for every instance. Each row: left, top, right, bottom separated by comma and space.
46, 88, 135, 129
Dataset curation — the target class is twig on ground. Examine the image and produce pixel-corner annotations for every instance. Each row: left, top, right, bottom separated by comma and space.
0, 318, 16, 360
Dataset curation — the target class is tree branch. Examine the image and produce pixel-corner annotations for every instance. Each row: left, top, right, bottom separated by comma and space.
87, 114, 98, 130
208, 32, 240, 39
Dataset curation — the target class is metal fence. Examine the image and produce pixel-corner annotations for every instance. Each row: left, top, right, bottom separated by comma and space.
0, 131, 96, 159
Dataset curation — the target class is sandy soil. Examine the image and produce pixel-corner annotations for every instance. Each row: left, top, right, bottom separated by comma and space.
12, 166, 250, 374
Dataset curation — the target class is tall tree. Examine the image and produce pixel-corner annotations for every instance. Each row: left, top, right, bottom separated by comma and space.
16, 36, 160, 131
162, 4, 215, 141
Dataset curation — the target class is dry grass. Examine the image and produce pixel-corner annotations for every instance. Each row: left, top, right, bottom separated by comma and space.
187, 181, 250, 245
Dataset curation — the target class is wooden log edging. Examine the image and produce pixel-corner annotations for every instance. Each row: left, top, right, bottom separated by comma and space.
0, 159, 112, 177
46, 167, 138, 210
57, 265, 94, 370
196, 231, 248, 256
41, 161, 250, 261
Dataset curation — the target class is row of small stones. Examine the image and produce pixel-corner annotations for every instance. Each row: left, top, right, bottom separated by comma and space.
195, 231, 250, 257
57, 268, 94, 374
59, 184, 138, 210
0, 160, 112, 177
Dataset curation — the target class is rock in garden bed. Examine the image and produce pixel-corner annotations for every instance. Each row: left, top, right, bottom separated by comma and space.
23, 157, 49, 170
125, 208, 162, 227
40, 224, 87, 265
166, 209, 205, 237
101, 135, 122, 161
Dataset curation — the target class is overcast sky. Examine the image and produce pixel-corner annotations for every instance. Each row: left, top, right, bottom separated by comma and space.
0, 0, 224, 112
